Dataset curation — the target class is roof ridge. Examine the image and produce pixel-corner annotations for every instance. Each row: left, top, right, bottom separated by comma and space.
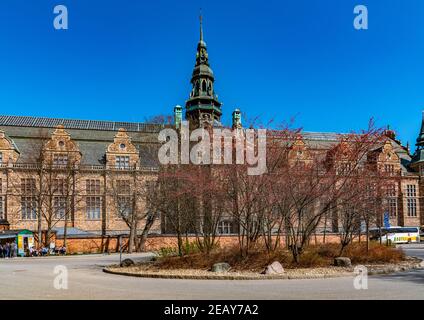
0, 114, 163, 133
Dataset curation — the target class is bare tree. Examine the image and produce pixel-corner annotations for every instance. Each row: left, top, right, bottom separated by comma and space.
109, 167, 158, 253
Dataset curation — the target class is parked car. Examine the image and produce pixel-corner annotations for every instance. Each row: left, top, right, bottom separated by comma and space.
420, 226, 424, 243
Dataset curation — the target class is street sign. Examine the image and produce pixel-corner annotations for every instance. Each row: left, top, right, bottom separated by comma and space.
384, 212, 391, 229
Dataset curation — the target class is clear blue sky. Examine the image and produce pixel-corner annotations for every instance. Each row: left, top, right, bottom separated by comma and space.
0, 0, 424, 147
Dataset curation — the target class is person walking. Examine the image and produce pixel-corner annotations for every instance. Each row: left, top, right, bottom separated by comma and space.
4, 242, 10, 259
0, 244, 3, 258
49, 241, 55, 255
11, 241, 17, 258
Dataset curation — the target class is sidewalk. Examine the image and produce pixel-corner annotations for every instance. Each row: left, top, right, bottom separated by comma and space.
397, 243, 424, 250
0, 252, 155, 261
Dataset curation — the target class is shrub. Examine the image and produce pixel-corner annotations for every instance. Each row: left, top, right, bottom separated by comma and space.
158, 246, 177, 257
152, 242, 405, 271
346, 243, 405, 264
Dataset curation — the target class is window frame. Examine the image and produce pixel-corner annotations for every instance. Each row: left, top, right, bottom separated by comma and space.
86, 196, 101, 220
115, 156, 130, 170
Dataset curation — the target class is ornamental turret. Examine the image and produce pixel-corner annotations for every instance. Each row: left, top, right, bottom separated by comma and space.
185, 14, 222, 129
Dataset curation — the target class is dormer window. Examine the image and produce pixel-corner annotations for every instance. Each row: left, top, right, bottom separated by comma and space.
120, 143, 126, 149
58, 141, 65, 147
53, 154, 68, 166
116, 156, 130, 170
384, 164, 395, 174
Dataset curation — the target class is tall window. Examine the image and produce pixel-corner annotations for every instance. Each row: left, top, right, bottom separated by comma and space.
86, 196, 101, 220
86, 179, 100, 194
385, 184, 397, 218
217, 220, 233, 235
115, 156, 130, 169
406, 185, 417, 197
86, 179, 101, 220
53, 154, 68, 166
53, 178, 66, 195
117, 196, 132, 219
117, 180, 130, 194
0, 196, 4, 220
54, 196, 66, 219
0, 152, 3, 164
386, 184, 396, 197
116, 180, 131, 219
388, 198, 397, 217
21, 197, 37, 220
21, 178, 37, 220
21, 178, 36, 195
407, 199, 417, 217
406, 185, 418, 217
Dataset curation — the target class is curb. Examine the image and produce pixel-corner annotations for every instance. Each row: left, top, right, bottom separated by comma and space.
0, 253, 155, 262
103, 261, 423, 281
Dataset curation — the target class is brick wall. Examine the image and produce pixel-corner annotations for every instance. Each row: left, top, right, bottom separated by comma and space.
55, 233, 364, 254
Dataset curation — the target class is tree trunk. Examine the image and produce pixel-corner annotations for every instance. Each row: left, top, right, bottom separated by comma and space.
37, 168, 43, 247
137, 213, 156, 252
366, 223, 370, 253
128, 223, 135, 254
63, 210, 68, 248
177, 232, 183, 256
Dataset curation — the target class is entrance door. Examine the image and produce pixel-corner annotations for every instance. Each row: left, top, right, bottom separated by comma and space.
23, 237, 29, 256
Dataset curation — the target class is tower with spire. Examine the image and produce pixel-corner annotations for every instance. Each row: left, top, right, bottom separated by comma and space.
411, 111, 424, 172
184, 13, 223, 129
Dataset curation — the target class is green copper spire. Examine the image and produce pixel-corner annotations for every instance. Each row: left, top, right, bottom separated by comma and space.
174, 105, 182, 130
199, 11, 204, 43
416, 111, 424, 147
185, 13, 222, 129
232, 108, 242, 129
410, 111, 424, 170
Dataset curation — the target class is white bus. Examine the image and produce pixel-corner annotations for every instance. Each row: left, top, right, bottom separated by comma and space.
369, 227, 420, 244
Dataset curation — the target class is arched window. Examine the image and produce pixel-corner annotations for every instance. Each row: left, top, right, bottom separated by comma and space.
202, 80, 207, 93
195, 81, 200, 95
207, 81, 212, 95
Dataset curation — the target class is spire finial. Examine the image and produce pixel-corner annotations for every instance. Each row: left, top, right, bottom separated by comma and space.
199, 9, 204, 42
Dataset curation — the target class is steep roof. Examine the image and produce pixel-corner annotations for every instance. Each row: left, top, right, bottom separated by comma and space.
0, 115, 161, 167
0, 115, 415, 174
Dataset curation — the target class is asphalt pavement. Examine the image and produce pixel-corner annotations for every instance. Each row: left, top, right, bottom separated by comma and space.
0, 246, 423, 300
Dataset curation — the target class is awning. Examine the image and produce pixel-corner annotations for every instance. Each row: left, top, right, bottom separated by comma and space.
0, 234, 17, 239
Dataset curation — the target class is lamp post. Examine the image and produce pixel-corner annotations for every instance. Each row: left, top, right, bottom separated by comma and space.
118, 234, 123, 265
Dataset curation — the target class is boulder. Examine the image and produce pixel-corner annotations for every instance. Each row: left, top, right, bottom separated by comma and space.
120, 258, 135, 267
263, 261, 285, 275
211, 262, 231, 273
334, 257, 352, 267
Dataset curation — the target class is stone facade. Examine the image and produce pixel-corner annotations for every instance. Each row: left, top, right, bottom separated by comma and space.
0, 121, 162, 237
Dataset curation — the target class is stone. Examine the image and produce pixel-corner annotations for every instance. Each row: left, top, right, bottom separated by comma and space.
334, 257, 352, 267
263, 261, 285, 275
211, 262, 231, 273
120, 258, 135, 267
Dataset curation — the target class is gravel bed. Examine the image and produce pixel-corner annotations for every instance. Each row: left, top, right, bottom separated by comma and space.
103, 259, 423, 280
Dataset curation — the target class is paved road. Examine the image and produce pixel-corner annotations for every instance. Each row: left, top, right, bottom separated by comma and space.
0, 246, 423, 300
